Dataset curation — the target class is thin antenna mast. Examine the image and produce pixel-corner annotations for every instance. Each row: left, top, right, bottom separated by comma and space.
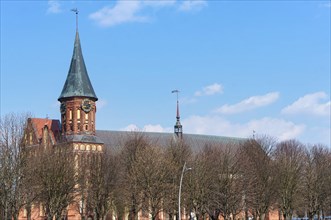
71, 8, 79, 32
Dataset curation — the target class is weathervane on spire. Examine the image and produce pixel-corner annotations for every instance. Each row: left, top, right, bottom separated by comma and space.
172, 89, 180, 103
71, 8, 79, 31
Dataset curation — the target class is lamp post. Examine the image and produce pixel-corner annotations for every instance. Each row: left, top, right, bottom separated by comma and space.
179, 162, 191, 220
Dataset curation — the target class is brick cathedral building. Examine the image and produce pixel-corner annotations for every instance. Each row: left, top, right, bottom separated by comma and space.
17, 21, 281, 220
17, 23, 234, 219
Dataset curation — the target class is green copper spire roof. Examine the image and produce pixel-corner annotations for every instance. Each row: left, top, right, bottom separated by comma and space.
58, 31, 98, 101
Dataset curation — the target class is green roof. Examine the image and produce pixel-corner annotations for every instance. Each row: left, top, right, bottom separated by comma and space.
58, 31, 97, 101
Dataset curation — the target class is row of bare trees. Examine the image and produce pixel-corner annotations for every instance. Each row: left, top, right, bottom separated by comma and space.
1, 113, 331, 220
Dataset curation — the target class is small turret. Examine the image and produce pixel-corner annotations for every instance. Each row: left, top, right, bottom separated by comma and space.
172, 90, 183, 139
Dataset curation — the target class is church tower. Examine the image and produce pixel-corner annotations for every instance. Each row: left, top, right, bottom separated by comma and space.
58, 30, 97, 136
58, 11, 103, 150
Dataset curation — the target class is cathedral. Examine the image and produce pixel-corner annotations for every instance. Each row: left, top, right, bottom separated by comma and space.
18, 21, 246, 220
22, 22, 243, 162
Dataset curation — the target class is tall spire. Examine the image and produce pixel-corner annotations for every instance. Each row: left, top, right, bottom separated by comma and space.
172, 90, 183, 138
58, 11, 99, 137
58, 9, 97, 101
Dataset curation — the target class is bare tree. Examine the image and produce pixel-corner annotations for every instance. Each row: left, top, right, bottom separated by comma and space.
211, 143, 243, 220
116, 132, 149, 220
187, 143, 243, 220
186, 147, 212, 220
33, 144, 77, 220
87, 149, 119, 220
74, 153, 92, 220
325, 150, 331, 217
163, 139, 192, 220
273, 139, 305, 220
130, 144, 173, 220
301, 144, 331, 220
239, 136, 277, 220
0, 113, 31, 220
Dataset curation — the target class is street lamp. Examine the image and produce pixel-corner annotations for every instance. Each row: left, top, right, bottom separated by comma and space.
179, 162, 192, 220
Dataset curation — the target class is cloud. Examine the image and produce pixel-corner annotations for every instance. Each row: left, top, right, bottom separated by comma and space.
90, 0, 207, 27
195, 83, 223, 97
178, 0, 207, 12
215, 92, 280, 114
281, 92, 330, 117
143, 124, 171, 132
143, 0, 176, 7
122, 124, 141, 131
182, 115, 305, 141
122, 124, 171, 133
47, 0, 62, 14
89, 1, 148, 27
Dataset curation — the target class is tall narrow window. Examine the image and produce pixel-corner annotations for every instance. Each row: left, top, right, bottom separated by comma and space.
29, 133, 32, 145
40, 204, 45, 216
69, 110, 72, 120
77, 110, 81, 119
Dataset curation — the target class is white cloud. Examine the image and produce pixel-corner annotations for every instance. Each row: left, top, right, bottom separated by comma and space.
47, 0, 62, 14
281, 92, 330, 117
182, 115, 305, 141
122, 124, 171, 133
143, 124, 170, 132
178, 0, 207, 12
143, 0, 176, 7
122, 124, 141, 132
90, 0, 207, 27
195, 83, 223, 97
215, 92, 280, 114
89, 1, 148, 27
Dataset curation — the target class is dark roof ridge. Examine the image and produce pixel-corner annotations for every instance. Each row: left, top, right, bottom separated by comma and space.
96, 130, 246, 141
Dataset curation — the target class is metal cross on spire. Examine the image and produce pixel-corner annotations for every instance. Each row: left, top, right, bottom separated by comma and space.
71, 8, 79, 32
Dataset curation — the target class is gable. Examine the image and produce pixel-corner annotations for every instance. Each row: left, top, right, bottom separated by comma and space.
24, 118, 61, 146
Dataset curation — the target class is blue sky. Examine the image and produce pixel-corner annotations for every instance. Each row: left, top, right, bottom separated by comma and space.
1, 0, 330, 147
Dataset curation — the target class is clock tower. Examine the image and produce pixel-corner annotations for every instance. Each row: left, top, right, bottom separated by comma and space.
58, 29, 103, 150
58, 30, 97, 136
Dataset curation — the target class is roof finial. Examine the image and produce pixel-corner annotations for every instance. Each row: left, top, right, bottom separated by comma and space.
71, 8, 79, 32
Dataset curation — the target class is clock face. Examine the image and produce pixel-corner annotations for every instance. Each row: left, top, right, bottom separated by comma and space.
81, 99, 92, 113
60, 103, 66, 114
